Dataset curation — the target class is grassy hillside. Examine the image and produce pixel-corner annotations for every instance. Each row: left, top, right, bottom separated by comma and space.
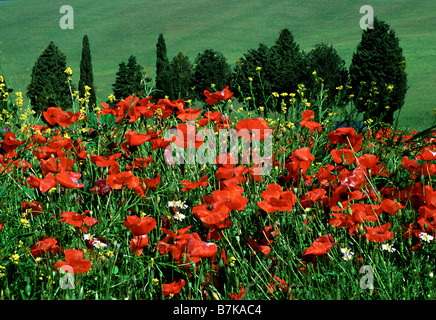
0, 0, 435, 130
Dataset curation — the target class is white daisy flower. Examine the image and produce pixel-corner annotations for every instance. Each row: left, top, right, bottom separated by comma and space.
83, 233, 95, 241
92, 240, 107, 249
175, 200, 188, 210
340, 248, 354, 256
173, 212, 186, 222
340, 247, 354, 261
419, 232, 434, 243
168, 200, 177, 208
381, 243, 396, 253
342, 254, 353, 261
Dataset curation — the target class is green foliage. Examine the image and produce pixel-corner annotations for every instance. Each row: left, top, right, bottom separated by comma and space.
191, 48, 232, 101
155, 33, 174, 101
232, 29, 310, 113
170, 52, 194, 100
78, 35, 97, 110
348, 17, 408, 125
26, 41, 73, 115
0, 72, 14, 115
111, 55, 144, 103
232, 43, 276, 110
269, 29, 309, 110
305, 43, 349, 110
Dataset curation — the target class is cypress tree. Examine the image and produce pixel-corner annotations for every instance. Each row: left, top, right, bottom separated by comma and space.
111, 55, 144, 103
170, 52, 194, 100
126, 55, 144, 96
232, 43, 276, 110
270, 29, 309, 99
155, 33, 173, 100
348, 17, 408, 125
305, 43, 349, 109
27, 41, 72, 115
78, 35, 97, 109
191, 49, 232, 101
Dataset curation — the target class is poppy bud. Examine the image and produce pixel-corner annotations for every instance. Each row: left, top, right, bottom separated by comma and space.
212, 292, 220, 300
337, 202, 344, 209
26, 282, 32, 297
347, 206, 353, 216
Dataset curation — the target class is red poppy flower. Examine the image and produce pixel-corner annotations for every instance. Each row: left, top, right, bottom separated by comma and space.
229, 285, 246, 300
246, 237, 270, 255
381, 199, 404, 215
215, 165, 248, 187
134, 173, 161, 197
1, 132, 24, 153
193, 200, 231, 225
365, 222, 394, 242
331, 148, 356, 165
129, 234, 150, 256
150, 137, 173, 151
40, 157, 75, 175
172, 123, 204, 149
54, 249, 92, 274
329, 212, 358, 234
236, 118, 273, 141
204, 85, 233, 105
107, 171, 140, 190
123, 215, 157, 236
338, 165, 366, 190
43, 107, 78, 129
285, 147, 315, 181
328, 185, 363, 211
216, 153, 238, 166
55, 170, 84, 189
124, 130, 151, 147
197, 110, 222, 127
418, 162, 436, 177
417, 205, 436, 232
127, 156, 155, 171
27, 173, 57, 193
59, 210, 98, 230
257, 183, 296, 213
299, 110, 322, 133
31, 237, 60, 258
176, 107, 203, 122
158, 226, 193, 261
328, 127, 363, 152
302, 234, 335, 262
90, 153, 121, 168
267, 276, 287, 295
187, 232, 218, 258
21, 201, 43, 218
180, 175, 209, 192
72, 138, 88, 160
401, 156, 420, 179
212, 185, 248, 211
416, 148, 436, 161
162, 279, 186, 297
91, 178, 111, 196
423, 185, 436, 207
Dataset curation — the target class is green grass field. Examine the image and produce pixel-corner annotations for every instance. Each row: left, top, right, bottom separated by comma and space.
0, 0, 435, 130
